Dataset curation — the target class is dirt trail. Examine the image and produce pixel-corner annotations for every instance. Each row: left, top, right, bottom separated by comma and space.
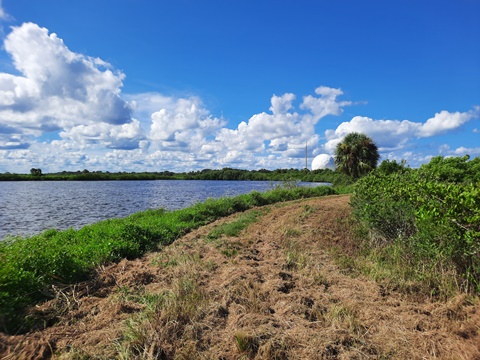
1, 195, 479, 359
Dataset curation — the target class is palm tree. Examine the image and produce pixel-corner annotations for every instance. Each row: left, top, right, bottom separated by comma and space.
334, 132, 380, 179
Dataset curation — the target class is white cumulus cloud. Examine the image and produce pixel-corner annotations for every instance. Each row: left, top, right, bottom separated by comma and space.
149, 97, 226, 144
0, 22, 137, 150
215, 86, 351, 159
419, 107, 480, 137
324, 107, 480, 154
439, 144, 480, 157
60, 119, 144, 150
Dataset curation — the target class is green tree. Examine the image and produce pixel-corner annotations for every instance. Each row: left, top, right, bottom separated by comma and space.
30, 168, 42, 177
334, 132, 380, 179
377, 159, 409, 175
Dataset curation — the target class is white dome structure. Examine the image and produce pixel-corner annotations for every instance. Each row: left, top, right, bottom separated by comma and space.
311, 154, 336, 171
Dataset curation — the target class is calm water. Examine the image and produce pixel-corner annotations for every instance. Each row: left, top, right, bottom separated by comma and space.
0, 180, 326, 239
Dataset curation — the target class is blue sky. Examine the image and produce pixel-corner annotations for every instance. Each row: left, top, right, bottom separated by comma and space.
0, 0, 479, 173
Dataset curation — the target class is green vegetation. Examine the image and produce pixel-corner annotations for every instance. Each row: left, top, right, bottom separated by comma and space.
350, 155, 480, 297
207, 209, 266, 241
29, 168, 42, 177
205, 209, 267, 258
334, 132, 380, 179
0, 184, 335, 333
0, 167, 350, 184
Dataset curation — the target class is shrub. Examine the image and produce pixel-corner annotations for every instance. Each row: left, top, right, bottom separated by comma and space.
351, 156, 480, 295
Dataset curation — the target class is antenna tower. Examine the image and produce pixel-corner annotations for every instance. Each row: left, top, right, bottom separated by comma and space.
305, 142, 308, 169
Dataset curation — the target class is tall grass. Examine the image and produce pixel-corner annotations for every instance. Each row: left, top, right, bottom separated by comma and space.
0, 185, 335, 333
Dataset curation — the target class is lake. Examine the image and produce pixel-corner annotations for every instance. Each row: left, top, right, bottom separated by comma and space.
0, 180, 327, 240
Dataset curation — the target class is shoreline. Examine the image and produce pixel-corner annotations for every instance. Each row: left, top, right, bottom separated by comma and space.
0, 185, 336, 334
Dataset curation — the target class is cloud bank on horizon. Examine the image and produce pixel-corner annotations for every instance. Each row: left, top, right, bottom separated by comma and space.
0, 21, 479, 173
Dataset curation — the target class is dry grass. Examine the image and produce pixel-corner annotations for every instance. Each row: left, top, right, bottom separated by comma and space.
1, 195, 479, 360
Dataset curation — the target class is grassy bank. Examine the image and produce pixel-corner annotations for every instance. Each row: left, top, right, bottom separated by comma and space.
0, 185, 335, 333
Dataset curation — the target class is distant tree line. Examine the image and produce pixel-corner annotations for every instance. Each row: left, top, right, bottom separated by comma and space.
0, 167, 351, 184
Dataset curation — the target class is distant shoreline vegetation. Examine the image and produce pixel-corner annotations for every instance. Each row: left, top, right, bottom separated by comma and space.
0, 167, 352, 185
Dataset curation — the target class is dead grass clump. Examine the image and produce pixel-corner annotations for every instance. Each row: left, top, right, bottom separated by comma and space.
256, 336, 291, 360
114, 250, 211, 359
115, 274, 207, 358
234, 327, 294, 360
225, 278, 270, 315
324, 303, 363, 334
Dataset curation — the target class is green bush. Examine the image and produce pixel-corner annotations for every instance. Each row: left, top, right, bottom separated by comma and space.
351, 156, 480, 295
417, 155, 480, 183
351, 172, 417, 243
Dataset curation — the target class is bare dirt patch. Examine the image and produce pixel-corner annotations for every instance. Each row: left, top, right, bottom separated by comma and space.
1, 195, 479, 359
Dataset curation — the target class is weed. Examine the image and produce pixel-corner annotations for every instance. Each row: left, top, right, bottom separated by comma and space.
284, 250, 307, 271
151, 251, 204, 269
283, 227, 301, 238
282, 227, 307, 270
150, 252, 178, 267
221, 246, 240, 258
235, 331, 259, 355
312, 271, 331, 289
358, 241, 459, 299
56, 346, 100, 360
300, 204, 318, 221
205, 260, 218, 271
115, 313, 165, 360
330, 248, 357, 276
325, 303, 362, 334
